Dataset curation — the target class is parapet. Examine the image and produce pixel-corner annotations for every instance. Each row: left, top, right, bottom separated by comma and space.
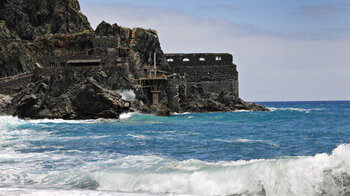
165, 53, 233, 66
164, 53, 239, 97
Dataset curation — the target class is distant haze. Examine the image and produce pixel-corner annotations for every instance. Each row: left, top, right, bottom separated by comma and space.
79, 0, 350, 101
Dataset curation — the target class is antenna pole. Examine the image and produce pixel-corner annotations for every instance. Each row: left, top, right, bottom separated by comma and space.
154, 52, 157, 77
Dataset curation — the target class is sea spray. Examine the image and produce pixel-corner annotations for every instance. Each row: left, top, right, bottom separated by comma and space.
116, 90, 136, 103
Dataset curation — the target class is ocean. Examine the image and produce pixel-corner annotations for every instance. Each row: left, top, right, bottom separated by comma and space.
0, 101, 350, 196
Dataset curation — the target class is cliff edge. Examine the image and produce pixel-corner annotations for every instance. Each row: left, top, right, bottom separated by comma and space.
0, 0, 268, 119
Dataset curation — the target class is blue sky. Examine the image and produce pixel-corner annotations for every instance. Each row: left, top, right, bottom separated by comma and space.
79, 0, 350, 101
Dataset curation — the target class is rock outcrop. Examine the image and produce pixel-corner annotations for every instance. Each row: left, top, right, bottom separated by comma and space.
178, 86, 268, 112
0, 0, 91, 40
0, 0, 268, 119
95, 21, 168, 72
1, 69, 131, 119
0, 0, 92, 77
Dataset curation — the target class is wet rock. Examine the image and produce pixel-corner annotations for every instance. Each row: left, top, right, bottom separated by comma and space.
69, 79, 130, 119
0, 94, 12, 114
7, 73, 131, 119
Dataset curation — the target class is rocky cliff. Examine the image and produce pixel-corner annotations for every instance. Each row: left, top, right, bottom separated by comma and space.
0, 0, 268, 119
0, 0, 91, 40
0, 0, 91, 77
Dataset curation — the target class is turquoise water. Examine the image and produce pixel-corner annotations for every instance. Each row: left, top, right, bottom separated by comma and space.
0, 101, 350, 195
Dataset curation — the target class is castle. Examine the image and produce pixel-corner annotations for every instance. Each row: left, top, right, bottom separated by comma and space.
0, 34, 239, 107
0, 0, 267, 119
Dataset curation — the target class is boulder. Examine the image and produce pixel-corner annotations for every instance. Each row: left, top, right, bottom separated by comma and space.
0, 94, 12, 114
8, 76, 131, 119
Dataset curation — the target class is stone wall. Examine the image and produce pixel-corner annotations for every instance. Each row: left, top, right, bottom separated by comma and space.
40, 35, 130, 68
165, 53, 239, 98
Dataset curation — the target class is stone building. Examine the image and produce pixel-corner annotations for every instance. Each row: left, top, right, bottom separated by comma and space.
42, 36, 130, 68
165, 53, 239, 98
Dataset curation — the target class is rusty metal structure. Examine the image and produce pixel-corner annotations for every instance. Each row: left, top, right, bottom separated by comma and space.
136, 53, 168, 105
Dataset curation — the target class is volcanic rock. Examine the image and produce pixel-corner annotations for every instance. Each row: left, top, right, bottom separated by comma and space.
0, 0, 269, 120
6, 76, 131, 119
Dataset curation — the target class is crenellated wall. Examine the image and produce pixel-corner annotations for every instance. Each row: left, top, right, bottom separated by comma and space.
165, 53, 239, 98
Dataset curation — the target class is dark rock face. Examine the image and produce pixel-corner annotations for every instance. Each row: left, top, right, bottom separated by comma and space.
2, 70, 131, 119
0, 40, 36, 78
69, 79, 130, 119
95, 21, 168, 71
0, 0, 268, 119
0, 0, 91, 40
0, 0, 91, 77
177, 85, 268, 113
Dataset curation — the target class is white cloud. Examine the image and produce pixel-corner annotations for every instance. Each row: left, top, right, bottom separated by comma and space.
81, 3, 350, 101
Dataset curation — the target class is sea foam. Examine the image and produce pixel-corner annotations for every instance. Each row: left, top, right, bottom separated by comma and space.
0, 141, 350, 195
116, 89, 136, 103
91, 144, 350, 195
268, 107, 325, 113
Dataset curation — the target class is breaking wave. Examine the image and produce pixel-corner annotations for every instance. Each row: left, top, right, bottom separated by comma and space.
0, 113, 136, 126
1, 100, 349, 195
87, 144, 350, 195
116, 89, 136, 102
268, 107, 325, 113
0, 144, 349, 195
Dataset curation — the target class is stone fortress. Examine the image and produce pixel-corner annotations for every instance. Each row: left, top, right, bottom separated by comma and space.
165, 53, 239, 98
13, 34, 240, 108
38, 52, 239, 107
0, 0, 268, 119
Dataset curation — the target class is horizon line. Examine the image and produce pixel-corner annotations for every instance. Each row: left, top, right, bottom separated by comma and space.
249, 99, 350, 103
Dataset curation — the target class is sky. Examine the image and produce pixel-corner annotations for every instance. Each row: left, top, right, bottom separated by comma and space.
79, 0, 350, 101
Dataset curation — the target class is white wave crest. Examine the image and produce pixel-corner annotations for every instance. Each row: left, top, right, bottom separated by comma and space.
119, 112, 137, 120
91, 144, 350, 196
1, 145, 350, 195
116, 89, 136, 102
0, 187, 150, 196
268, 107, 325, 113
28, 118, 122, 124
0, 115, 136, 126
0, 115, 25, 128
233, 110, 251, 112
126, 134, 149, 140
214, 138, 280, 147
172, 112, 192, 115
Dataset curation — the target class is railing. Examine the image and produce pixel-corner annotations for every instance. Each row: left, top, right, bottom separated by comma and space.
146, 73, 167, 80
0, 71, 33, 82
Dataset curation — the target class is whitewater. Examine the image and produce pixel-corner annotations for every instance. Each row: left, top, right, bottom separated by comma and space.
0, 101, 350, 196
